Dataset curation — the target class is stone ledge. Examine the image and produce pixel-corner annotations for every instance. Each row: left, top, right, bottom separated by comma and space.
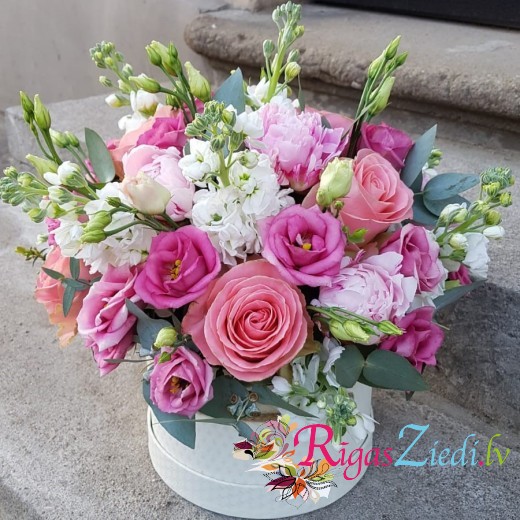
185, 4, 520, 131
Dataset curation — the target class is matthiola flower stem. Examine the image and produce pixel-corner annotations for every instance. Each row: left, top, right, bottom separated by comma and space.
66, 146, 96, 183
41, 130, 62, 165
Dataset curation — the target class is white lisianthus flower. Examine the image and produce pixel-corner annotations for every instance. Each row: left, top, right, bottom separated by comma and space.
463, 232, 490, 279
178, 139, 220, 183
121, 172, 171, 215
483, 225, 505, 239
118, 111, 148, 133
130, 89, 159, 115
349, 411, 377, 442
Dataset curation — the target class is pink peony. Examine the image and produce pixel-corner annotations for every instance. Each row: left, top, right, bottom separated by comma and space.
182, 260, 311, 382
448, 264, 472, 285
134, 227, 220, 309
379, 307, 444, 371
122, 144, 194, 221
358, 122, 413, 171
149, 346, 214, 417
250, 103, 345, 191
380, 224, 446, 295
77, 265, 141, 355
35, 247, 94, 347
338, 149, 414, 242
319, 252, 417, 331
259, 205, 346, 287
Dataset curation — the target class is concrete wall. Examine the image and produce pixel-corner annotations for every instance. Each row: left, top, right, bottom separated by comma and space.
0, 0, 226, 110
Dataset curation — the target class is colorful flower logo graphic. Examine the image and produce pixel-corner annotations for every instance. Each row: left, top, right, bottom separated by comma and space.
233, 415, 337, 506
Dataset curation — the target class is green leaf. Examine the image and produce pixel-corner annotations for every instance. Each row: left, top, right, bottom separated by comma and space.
214, 68, 245, 113
433, 280, 485, 310
62, 278, 88, 291
62, 284, 76, 317
200, 376, 249, 418
236, 421, 255, 440
334, 346, 365, 388
85, 128, 115, 183
423, 194, 470, 217
143, 380, 196, 449
69, 257, 80, 279
411, 194, 438, 226
363, 350, 428, 391
251, 383, 317, 418
424, 173, 479, 200
42, 267, 64, 280
401, 125, 437, 191
126, 299, 172, 357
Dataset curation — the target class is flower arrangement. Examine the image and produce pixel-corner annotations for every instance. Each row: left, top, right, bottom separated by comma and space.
1, 1, 514, 449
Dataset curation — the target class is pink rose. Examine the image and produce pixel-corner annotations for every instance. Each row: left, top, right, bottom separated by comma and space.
259, 205, 346, 287
88, 334, 135, 376
182, 260, 311, 382
379, 307, 444, 371
381, 224, 446, 295
358, 122, 413, 171
448, 264, 472, 285
134, 226, 220, 309
77, 265, 141, 355
250, 103, 345, 191
319, 252, 417, 333
122, 144, 194, 221
149, 346, 214, 417
338, 149, 414, 242
35, 247, 94, 347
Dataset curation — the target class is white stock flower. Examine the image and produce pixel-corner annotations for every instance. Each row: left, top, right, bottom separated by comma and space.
130, 90, 159, 114
463, 232, 490, 279
483, 225, 505, 239
178, 139, 220, 182
118, 111, 148, 133
233, 110, 264, 139
320, 337, 344, 388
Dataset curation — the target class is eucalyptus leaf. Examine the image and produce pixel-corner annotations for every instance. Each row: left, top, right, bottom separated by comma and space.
236, 420, 255, 441
62, 278, 88, 291
334, 346, 365, 388
69, 257, 80, 279
214, 68, 245, 113
363, 350, 428, 391
126, 299, 172, 357
42, 267, 64, 280
200, 376, 249, 418
251, 383, 317, 418
423, 194, 470, 217
85, 128, 115, 183
62, 284, 76, 317
424, 173, 479, 200
401, 125, 437, 191
411, 195, 438, 226
433, 280, 485, 310
143, 381, 196, 449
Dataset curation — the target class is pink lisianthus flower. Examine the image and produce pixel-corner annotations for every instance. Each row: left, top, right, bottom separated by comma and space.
380, 224, 447, 296
134, 226, 220, 309
358, 122, 413, 171
379, 307, 444, 371
35, 246, 94, 347
250, 103, 345, 191
87, 333, 135, 376
319, 252, 417, 339
149, 346, 214, 417
77, 265, 142, 360
182, 260, 312, 382
259, 205, 346, 287
122, 144, 194, 221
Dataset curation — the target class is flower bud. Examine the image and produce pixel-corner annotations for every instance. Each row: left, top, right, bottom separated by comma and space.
263, 39, 275, 59
287, 49, 300, 63
146, 44, 162, 66
98, 75, 112, 87
46, 202, 67, 219
484, 209, 502, 226
449, 233, 468, 250
368, 76, 395, 116
33, 95, 51, 131
105, 93, 127, 108
329, 320, 371, 343
500, 192, 513, 207
385, 35, 401, 59
210, 134, 226, 152
19, 91, 34, 122
27, 208, 47, 223
316, 158, 354, 207
50, 129, 69, 148
129, 74, 161, 93
154, 327, 178, 349
57, 161, 88, 190
122, 172, 171, 214
81, 229, 107, 244
222, 109, 237, 127
85, 210, 112, 232
394, 52, 408, 67
184, 61, 211, 102
284, 62, 301, 83
483, 225, 505, 239
439, 203, 468, 224
48, 186, 74, 204
26, 155, 57, 175
483, 181, 501, 198
239, 151, 259, 169
65, 132, 80, 148
367, 53, 385, 80
377, 320, 403, 336
468, 200, 489, 217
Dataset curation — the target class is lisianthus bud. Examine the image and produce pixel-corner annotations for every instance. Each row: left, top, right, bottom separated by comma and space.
184, 62, 211, 102
368, 77, 395, 116
122, 172, 171, 215
129, 74, 161, 93
284, 62, 301, 82
394, 52, 408, 67
484, 209, 502, 226
377, 320, 403, 336
146, 44, 162, 66
330, 320, 371, 343
154, 327, 178, 348
316, 157, 354, 207
81, 229, 107, 244
65, 131, 80, 148
20, 91, 34, 122
84, 211, 112, 234
385, 35, 401, 59
50, 129, 69, 148
26, 155, 58, 175
368, 53, 385, 79
449, 233, 468, 250
483, 225, 505, 239
33, 95, 51, 131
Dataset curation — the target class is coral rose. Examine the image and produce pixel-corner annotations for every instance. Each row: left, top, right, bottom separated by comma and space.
182, 260, 311, 382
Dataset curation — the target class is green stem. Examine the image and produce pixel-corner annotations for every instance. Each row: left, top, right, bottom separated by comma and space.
160, 212, 179, 229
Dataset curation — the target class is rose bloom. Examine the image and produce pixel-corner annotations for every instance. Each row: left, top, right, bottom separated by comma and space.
357, 122, 413, 171
259, 205, 346, 287
134, 226, 220, 309
149, 346, 214, 417
337, 149, 414, 242
77, 265, 141, 356
122, 144, 194, 220
379, 307, 444, 371
250, 103, 345, 191
381, 223, 446, 296
319, 252, 417, 336
35, 246, 94, 346
182, 260, 311, 382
